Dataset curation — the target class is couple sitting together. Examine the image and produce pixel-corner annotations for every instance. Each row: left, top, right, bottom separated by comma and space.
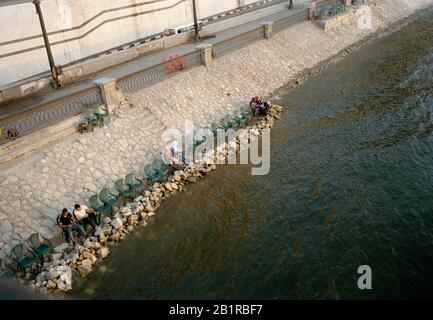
58, 204, 100, 246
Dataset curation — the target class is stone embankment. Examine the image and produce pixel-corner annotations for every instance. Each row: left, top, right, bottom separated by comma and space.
27, 106, 283, 295
0, 0, 432, 261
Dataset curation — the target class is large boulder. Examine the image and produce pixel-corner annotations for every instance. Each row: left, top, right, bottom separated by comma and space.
83, 251, 97, 264
64, 253, 79, 264
53, 243, 69, 254
51, 253, 62, 262
57, 268, 72, 291
44, 265, 72, 291
129, 214, 138, 225
47, 265, 70, 280
36, 272, 48, 283
101, 225, 113, 236
120, 207, 132, 217
83, 239, 95, 250
56, 281, 66, 292
99, 233, 107, 245
132, 204, 143, 215
94, 226, 103, 237
99, 247, 110, 259
134, 196, 144, 202
111, 217, 123, 230
46, 280, 56, 290
78, 259, 93, 277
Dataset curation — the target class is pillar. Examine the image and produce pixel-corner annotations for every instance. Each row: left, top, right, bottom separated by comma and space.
261, 21, 273, 40
195, 44, 213, 67
93, 78, 121, 113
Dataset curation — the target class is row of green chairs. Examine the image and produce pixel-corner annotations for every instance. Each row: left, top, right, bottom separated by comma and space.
88, 174, 146, 218
181, 105, 253, 156
6, 233, 53, 276
86, 105, 254, 214
82, 105, 109, 130
209, 105, 252, 135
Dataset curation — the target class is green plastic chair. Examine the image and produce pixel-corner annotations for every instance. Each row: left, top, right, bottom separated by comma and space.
230, 110, 243, 126
233, 109, 249, 127
240, 105, 252, 122
224, 114, 238, 130
11, 244, 40, 275
337, 2, 345, 13
83, 109, 99, 130
0, 258, 17, 279
26, 233, 52, 264
125, 173, 145, 197
314, 8, 323, 20
185, 134, 200, 154
192, 131, 208, 151
197, 131, 208, 143
100, 187, 122, 210
115, 179, 134, 201
144, 165, 162, 183
326, 5, 336, 16
89, 194, 111, 219
151, 158, 169, 180
92, 105, 109, 126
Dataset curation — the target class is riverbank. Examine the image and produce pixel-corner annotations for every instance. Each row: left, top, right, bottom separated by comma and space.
0, 0, 432, 272
26, 105, 283, 295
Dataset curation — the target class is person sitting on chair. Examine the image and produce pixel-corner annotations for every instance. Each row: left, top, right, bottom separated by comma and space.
58, 208, 86, 246
163, 142, 188, 170
72, 204, 99, 232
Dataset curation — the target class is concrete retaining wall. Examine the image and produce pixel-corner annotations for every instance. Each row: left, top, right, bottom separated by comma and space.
0, 0, 269, 88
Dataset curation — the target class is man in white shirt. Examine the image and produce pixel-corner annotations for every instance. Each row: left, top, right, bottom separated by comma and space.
72, 203, 99, 232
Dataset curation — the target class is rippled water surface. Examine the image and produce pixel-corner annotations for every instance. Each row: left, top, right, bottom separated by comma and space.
72, 14, 433, 299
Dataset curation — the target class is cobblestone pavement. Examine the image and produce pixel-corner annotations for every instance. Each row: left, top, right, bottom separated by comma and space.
0, 0, 430, 257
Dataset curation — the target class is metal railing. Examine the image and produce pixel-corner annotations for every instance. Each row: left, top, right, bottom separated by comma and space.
212, 26, 265, 58
117, 51, 202, 94
273, 9, 309, 33
0, 87, 102, 141
313, 0, 348, 19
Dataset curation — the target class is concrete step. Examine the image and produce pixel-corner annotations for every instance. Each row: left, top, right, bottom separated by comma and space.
0, 97, 162, 168
0, 115, 82, 167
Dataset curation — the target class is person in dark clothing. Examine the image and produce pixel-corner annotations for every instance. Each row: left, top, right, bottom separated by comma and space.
58, 208, 86, 245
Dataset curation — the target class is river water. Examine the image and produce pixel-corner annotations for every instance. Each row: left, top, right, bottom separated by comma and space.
71, 14, 433, 299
